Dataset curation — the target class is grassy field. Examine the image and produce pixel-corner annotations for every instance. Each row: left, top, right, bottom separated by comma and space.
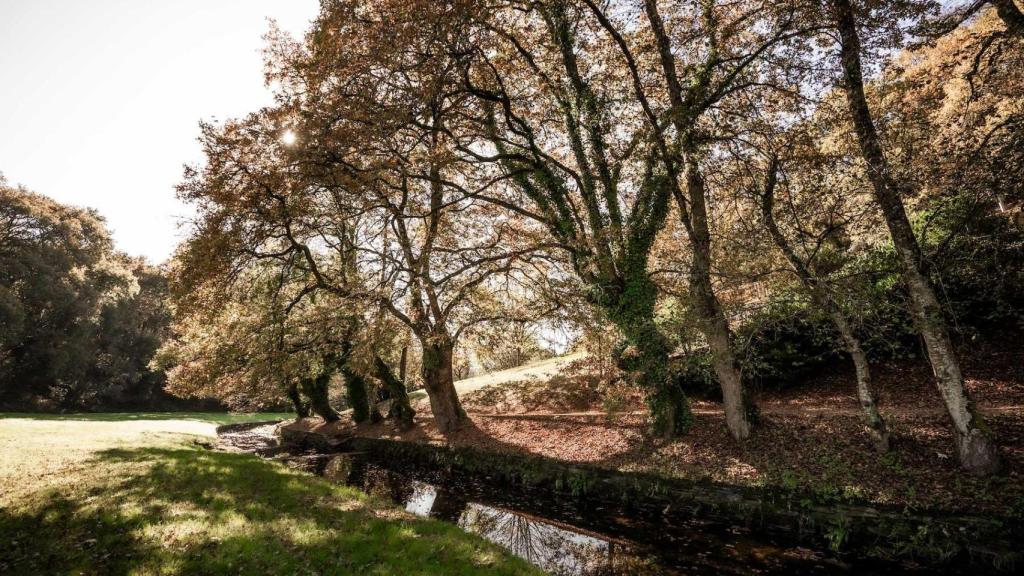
0, 411, 293, 423
0, 414, 539, 575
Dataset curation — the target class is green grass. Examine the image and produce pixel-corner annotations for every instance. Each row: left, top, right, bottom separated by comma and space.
0, 411, 293, 424
0, 417, 540, 575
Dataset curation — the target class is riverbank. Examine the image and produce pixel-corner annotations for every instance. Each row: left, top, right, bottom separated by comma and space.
273, 340, 1024, 571
337, 341, 1024, 518
272, 417, 1022, 572
0, 415, 540, 575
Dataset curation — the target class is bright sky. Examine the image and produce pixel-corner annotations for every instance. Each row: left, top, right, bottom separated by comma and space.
0, 1, 319, 263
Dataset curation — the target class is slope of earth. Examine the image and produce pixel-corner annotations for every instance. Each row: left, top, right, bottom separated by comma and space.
356, 340, 1024, 518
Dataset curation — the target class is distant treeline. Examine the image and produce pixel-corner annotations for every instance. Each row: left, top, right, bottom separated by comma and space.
0, 176, 217, 411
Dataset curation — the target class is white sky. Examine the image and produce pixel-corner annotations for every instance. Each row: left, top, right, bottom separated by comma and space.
0, 1, 320, 263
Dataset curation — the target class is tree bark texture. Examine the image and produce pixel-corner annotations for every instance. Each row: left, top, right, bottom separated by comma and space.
300, 371, 340, 422
420, 336, 467, 434
687, 164, 755, 440
374, 354, 416, 430
834, 0, 998, 473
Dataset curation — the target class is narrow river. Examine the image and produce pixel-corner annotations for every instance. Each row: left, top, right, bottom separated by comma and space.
218, 424, 939, 575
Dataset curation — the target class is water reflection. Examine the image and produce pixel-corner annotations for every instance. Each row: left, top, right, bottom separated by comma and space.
324, 454, 666, 575
402, 480, 436, 517
315, 454, 926, 576
459, 503, 634, 575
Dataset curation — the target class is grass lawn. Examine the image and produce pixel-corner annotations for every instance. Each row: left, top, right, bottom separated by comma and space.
0, 415, 540, 575
0, 411, 293, 424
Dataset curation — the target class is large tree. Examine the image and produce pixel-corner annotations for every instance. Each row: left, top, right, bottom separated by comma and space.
456, 0, 694, 436
172, 109, 417, 428
261, 0, 552, 433
452, 0, 811, 439
827, 0, 1000, 473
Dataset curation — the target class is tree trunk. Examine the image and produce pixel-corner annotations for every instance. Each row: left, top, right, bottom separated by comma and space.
693, 282, 755, 441
759, 174, 889, 451
630, 326, 690, 439
398, 345, 408, 383
686, 164, 755, 441
337, 338, 382, 425
341, 366, 381, 424
300, 372, 340, 422
834, 0, 999, 473
374, 354, 416, 430
829, 311, 890, 452
606, 273, 691, 438
993, 0, 1024, 36
286, 381, 310, 418
421, 336, 466, 434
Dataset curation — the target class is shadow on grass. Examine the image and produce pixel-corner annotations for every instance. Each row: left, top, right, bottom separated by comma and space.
0, 494, 155, 575
0, 412, 293, 424
0, 447, 537, 576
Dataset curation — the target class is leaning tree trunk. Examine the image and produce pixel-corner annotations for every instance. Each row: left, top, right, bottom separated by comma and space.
686, 164, 755, 441
286, 381, 310, 418
374, 354, 416, 430
420, 335, 467, 434
300, 371, 340, 422
760, 180, 889, 451
829, 310, 890, 452
834, 0, 999, 473
691, 276, 755, 442
341, 366, 382, 424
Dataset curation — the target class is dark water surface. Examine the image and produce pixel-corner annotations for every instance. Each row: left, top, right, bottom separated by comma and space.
219, 425, 935, 575
316, 451, 938, 576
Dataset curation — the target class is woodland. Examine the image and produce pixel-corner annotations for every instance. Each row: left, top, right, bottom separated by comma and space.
4, 1, 1024, 573
3, 0, 1023, 472
150, 0, 1024, 476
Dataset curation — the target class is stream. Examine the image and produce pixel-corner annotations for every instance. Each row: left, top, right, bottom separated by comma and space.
217, 424, 938, 575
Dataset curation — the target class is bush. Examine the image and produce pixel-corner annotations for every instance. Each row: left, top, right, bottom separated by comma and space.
668, 198, 1024, 397
670, 296, 841, 398
918, 195, 1024, 331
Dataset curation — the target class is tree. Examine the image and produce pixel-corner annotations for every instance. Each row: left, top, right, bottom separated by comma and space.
1, 182, 170, 410
158, 264, 314, 413
455, 0, 811, 439
755, 151, 890, 451
890, 7, 1024, 222
262, 0, 551, 432
172, 106, 419, 428
829, 0, 1000, 473
91, 260, 174, 408
457, 0, 694, 437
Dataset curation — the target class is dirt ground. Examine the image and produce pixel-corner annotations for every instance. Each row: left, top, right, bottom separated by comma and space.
340, 340, 1024, 517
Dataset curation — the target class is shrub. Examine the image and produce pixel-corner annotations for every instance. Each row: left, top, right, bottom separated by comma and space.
668, 198, 1024, 397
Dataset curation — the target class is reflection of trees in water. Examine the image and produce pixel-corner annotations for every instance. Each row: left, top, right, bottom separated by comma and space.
383, 469, 416, 504
322, 458, 661, 575
325, 457, 417, 504
429, 488, 468, 523
322, 455, 366, 485
459, 504, 627, 576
